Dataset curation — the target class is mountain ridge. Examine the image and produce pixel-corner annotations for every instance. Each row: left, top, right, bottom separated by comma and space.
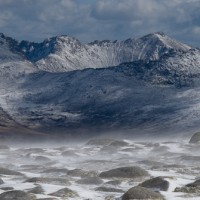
0, 32, 200, 137
0, 32, 192, 72
20, 32, 191, 72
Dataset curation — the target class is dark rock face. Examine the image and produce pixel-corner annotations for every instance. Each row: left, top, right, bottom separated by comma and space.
122, 186, 165, 200
189, 132, 200, 143
0, 190, 36, 200
49, 187, 78, 198
19, 38, 56, 62
139, 177, 169, 191
99, 167, 149, 179
76, 177, 103, 185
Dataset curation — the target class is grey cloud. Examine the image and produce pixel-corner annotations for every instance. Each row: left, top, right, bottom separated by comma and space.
0, 0, 199, 47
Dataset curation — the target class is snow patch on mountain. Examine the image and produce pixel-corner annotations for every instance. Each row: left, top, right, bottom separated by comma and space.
0, 32, 200, 134
0, 33, 38, 77
0, 33, 23, 62
19, 32, 191, 72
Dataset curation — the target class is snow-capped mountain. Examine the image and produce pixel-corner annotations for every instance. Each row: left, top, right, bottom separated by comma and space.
19, 32, 191, 72
0, 33, 37, 77
0, 33, 21, 61
118, 48, 200, 87
0, 32, 200, 137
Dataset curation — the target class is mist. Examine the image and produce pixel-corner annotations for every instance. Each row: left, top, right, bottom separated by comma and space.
0, 130, 199, 199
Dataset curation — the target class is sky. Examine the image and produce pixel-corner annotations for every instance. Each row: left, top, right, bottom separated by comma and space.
0, 0, 200, 47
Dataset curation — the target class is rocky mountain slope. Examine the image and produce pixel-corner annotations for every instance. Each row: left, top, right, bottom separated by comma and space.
19, 32, 191, 72
0, 32, 200, 137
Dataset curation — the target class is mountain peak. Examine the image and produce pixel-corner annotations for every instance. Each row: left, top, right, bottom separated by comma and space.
40, 35, 80, 46
153, 31, 166, 37
139, 32, 191, 53
0, 32, 194, 72
55, 35, 81, 43
141, 31, 166, 38
140, 32, 169, 41
0, 33, 18, 43
19, 32, 192, 72
88, 39, 114, 46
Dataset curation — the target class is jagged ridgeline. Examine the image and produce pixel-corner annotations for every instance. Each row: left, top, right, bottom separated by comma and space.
18, 32, 191, 72
0, 32, 200, 136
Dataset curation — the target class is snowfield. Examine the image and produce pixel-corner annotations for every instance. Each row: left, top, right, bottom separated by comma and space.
0, 138, 199, 200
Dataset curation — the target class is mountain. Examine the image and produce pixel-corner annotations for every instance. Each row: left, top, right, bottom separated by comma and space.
0, 32, 200, 138
0, 33, 37, 131
0, 33, 37, 78
19, 32, 191, 72
6, 52, 200, 133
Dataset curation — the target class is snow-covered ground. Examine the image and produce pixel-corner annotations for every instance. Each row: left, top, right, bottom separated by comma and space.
0, 138, 199, 199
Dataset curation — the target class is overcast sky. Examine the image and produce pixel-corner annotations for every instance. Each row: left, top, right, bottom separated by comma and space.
0, 0, 200, 47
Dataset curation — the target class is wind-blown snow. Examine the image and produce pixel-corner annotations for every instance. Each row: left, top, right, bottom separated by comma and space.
0, 140, 199, 200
